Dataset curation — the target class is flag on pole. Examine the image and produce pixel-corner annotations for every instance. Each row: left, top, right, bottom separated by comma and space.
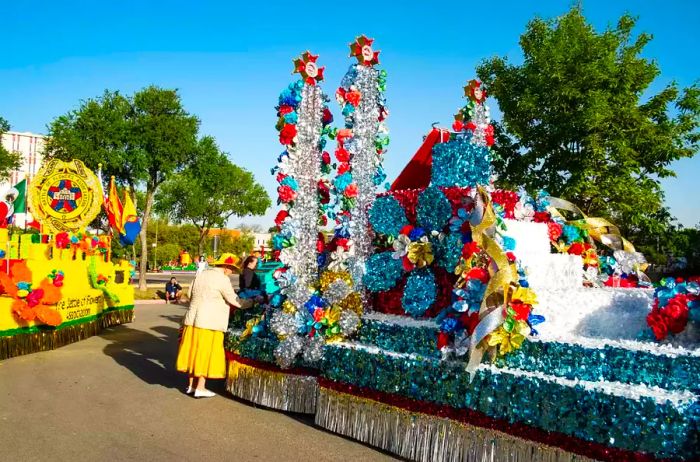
119, 188, 141, 245
105, 176, 124, 234
12, 179, 26, 214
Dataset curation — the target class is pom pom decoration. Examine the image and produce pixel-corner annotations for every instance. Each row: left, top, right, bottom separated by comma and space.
416, 186, 452, 232
402, 269, 436, 317
369, 195, 408, 238
431, 138, 492, 188
364, 253, 404, 292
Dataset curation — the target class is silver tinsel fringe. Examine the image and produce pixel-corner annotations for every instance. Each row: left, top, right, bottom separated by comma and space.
226, 360, 318, 414
314, 387, 599, 462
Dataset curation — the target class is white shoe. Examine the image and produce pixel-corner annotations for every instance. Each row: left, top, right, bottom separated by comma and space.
194, 389, 216, 398
185, 386, 194, 394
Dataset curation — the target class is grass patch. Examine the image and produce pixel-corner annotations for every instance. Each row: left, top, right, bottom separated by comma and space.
134, 288, 161, 300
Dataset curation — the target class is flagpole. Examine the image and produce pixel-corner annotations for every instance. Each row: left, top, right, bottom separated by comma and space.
23, 173, 28, 233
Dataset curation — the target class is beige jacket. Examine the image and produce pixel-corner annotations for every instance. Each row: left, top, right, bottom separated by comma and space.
183, 267, 244, 332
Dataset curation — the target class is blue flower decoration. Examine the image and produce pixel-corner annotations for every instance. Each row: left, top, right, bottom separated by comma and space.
562, 224, 581, 243
283, 112, 298, 124
304, 294, 326, 315
334, 172, 353, 193
440, 317, 458, 334
449, 207, 471, 233
502, 236, 516, 252
409, 227, 426, 241
280, 176, 298, 190
527, 313, 545, 336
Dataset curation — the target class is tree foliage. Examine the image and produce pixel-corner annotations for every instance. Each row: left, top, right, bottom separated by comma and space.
154, 136, 270, 254
45, 86, 200, 289
0, 117, 21, 182
476, 7, 700, 247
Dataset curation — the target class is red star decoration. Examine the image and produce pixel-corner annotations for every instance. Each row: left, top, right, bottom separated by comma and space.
293, 51, 325, 86
349, 35, 380, 67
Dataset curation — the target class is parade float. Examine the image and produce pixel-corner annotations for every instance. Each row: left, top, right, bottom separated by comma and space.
0, 159, 135, 360
225, 38, 699, 461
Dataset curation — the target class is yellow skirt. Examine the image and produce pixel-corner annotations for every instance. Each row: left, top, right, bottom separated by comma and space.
176, 326, 226, 379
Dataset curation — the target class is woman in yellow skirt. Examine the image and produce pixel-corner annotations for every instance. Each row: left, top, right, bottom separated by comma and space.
176, 253, 249, 398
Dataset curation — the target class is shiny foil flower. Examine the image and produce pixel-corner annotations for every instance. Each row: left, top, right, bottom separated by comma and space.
407, 241, 434, 268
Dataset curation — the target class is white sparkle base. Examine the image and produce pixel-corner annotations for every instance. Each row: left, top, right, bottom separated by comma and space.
502, 219, 583, 290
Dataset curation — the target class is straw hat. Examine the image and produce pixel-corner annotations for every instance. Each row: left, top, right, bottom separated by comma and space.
212, 253, 240, 270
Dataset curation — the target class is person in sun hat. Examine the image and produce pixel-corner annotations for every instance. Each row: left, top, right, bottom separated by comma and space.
176, 252, 252, 398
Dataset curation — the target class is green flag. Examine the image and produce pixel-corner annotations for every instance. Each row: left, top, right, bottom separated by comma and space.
12, 179, 26, 214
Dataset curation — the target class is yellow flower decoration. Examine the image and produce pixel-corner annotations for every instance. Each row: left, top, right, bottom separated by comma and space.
319, 270, 353, 292
583, 249, 599, 267
511, 286, 537, 306
324, 306, 341, 325
407, 242, 434, 268
241, 317, 260, 341
338, 291, 363, 315
282, 300, 297, 314
487, 321, 531, 356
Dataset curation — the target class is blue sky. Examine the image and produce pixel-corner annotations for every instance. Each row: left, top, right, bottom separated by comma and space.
1, 1, 698, 228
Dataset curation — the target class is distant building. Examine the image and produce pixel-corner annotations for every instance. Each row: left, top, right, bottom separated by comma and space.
252, 232, 271, 249
0, 131, 46, 192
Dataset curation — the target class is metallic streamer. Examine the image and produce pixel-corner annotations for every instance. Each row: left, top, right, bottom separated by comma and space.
0, 307, 134, 360
226, 360, 318, 414
315, 386, 599, 462
340, 64, 387, 303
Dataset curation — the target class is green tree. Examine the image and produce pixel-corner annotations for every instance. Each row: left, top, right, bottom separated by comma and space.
154, 136, 270, 255
0, 117, 21, 182
45, 86, 200, 290
477, 7, 700, 248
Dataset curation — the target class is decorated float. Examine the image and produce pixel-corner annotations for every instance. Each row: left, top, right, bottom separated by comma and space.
225, 38, 699, 461
0, 159, 135, 360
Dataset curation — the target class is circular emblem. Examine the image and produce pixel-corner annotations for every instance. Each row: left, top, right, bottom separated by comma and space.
30, 159, 103, 233
304, 61, 318, 78
361, 45, 374, 62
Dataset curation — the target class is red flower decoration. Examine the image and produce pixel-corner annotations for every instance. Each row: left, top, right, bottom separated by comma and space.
548, 222, 563, 241
665, 294, 689, 334
509, 301, 531, 321
335, 146, 351, 162
344, 184, 358, 198
274, 210, 289, 227
345, 90, 361, 107
647, 307, 669, 341
506, 251, 517, 263
452, 120, 464, 132
568, 242, 585, 255
399, 225, 414, 236
321, 151, 331, 165
462, 241, 480, 259
337, 162, 350, 175
278, 185, 297, 203
437, 332, 450, 350
55, 232, 70, 249
322, 107, 333, 125
279, 123, 297, 145
465, 121, 477, 132
533, 211, 550, 223
467, 267, 490, 284
278, 105, 294, 116
316, 234, 326, 253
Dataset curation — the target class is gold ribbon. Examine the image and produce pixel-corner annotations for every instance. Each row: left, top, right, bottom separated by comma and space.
545, 197, 649, 281
466, 187, 518, 376
546, 197, 636, 253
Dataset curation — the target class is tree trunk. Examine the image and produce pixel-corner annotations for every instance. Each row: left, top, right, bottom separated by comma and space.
197, 226, 208, 257
138, 189, 155, 291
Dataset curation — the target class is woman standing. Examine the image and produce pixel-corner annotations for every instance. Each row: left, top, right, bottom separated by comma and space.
176, 253, 249, 398
239, 255, 261, 291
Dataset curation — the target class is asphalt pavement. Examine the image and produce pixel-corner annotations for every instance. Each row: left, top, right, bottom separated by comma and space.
0, 303, 395, 462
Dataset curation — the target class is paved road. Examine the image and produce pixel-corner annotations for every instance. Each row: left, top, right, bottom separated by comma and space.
0, 303, 395, 462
